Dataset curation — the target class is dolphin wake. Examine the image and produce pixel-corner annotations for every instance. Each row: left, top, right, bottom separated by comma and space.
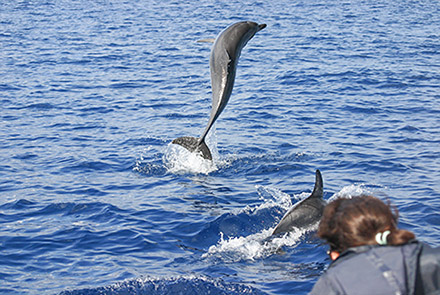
203, 183, 373, 262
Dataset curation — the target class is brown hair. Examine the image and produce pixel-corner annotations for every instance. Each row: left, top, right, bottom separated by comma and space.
318, 195, 415, 253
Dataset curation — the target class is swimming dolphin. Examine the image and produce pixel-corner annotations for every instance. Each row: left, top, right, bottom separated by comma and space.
272, 170, 326, 236
172, 21, 266, 160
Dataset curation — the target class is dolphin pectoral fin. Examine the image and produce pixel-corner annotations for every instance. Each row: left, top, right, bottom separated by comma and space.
311, 170, 323, 198
172, 136, 213, 160
227, 58, 233, 73
226, 51, 234, 72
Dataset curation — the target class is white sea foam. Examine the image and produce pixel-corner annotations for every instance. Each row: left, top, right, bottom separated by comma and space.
255, 185, 293, 210
203, 184, 373, 262
202, 186, 317, 261
162, 126, 233, 175
203, 226, 314, 262
328, 184, 372, 202
163, 143, 218, 175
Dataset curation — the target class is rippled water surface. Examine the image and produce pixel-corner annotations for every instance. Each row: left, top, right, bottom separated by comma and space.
1, 0, 440, 294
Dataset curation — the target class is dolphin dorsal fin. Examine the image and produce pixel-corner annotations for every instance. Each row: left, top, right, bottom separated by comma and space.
310, 169, 323, 198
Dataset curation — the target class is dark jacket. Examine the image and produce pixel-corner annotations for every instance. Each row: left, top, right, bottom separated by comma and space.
310, 241, 440, 295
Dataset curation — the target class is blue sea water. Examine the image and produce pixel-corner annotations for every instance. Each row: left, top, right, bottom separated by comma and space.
1, 0, 440, 294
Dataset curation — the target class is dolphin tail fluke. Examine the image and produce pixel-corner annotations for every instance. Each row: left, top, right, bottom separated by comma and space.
311, 169, 323, 198
197, 139, 212, 160
172, 136, 213, 160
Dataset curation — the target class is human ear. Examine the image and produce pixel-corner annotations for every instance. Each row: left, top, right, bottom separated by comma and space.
330, 251, 340, 261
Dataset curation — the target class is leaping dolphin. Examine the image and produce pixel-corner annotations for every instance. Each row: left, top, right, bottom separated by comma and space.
172, 21, 266, 160
272, 170, 326, 236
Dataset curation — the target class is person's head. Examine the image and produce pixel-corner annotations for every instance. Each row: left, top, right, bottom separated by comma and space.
318, 195, 415, 258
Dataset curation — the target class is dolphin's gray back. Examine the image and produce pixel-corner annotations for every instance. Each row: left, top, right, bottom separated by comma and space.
199, 22, 264, 142
272, 197, 326, 234
172, 21, 265, 160
208, 43, 235, 129
210, 22, 255, 108
272, 170, 326, 235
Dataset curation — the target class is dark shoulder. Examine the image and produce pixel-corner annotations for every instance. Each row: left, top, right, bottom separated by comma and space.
420, 242, 440, 257
415, 242, 440, 294
418, 242, 440, 270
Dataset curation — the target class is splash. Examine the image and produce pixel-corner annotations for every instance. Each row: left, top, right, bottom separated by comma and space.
202, 184, 373, 262
162, 127, 233, 175
255, 185, 292, 211
203, 226, 315, 262
202, 186, 317, 262
328, 183, 372, 202
163, 143, 218, 174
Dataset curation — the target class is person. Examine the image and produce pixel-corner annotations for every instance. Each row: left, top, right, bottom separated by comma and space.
310, 195, 440, 295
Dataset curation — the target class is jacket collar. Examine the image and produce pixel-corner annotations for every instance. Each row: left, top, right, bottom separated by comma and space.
329, 240, 420, 268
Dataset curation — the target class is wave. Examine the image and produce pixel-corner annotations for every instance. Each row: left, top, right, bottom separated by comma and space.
59, 275, 267, 295
198, 185, 316, 262
200, 182, 376, 262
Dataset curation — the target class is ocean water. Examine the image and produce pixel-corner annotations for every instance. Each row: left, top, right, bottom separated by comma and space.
1, 0, 440, 294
